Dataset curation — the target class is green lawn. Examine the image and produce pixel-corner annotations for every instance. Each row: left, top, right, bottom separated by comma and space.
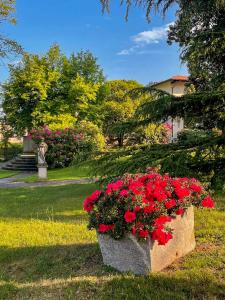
24, 162, 93, 182
0, 170, 18, 179
0, 184, 224, 299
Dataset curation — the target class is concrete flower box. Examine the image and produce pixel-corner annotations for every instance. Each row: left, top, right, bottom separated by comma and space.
97, 206, 196, 274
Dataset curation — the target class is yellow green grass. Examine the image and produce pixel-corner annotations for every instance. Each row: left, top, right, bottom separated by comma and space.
24, 162, 93, 182
0, 185, 224, 299
0, 170, 18, 179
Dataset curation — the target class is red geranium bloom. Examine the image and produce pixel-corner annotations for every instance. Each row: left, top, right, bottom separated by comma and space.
106, 180, 123, 194
98, 224, 114, 233
134, 206, 141, 212
124, 211, 136, 223
171, 179, 181, 188
139, 229, 149, 238
190, 184, 202, 193
165, 199, 176, 209
153, 186, 167, 202
175, 187, 190, 199
119, 189, 129, 197
128, 180, 143, 195
176, 208, 184, 215
83, 190, 101, 212
143, 203, 155, 213
131, 227, 137, 235
155, 215, 172, 227
151, 228, 172, 245
201, 196, 214, 208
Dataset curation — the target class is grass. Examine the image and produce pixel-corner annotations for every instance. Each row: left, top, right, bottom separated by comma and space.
24, 162, 93, 182
0, 184, 224, 299
0, 170, 18, 179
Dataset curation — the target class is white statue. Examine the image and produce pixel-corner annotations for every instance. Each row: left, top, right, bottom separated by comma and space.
37, 141, 48, 165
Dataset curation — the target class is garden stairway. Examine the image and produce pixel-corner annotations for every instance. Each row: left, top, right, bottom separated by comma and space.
3, 153, 37, 171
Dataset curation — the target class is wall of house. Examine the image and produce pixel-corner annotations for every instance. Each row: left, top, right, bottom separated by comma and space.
154, 80, 186, 97
154, 80, 186, 141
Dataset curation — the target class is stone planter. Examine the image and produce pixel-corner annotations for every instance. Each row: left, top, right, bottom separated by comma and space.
97, 206, 196, 274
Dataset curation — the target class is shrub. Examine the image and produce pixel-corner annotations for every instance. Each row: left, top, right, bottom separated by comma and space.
129, 123, 172, 145
0, 142, 23, 161
29, 124, 105, 168
75, 121, 105, 161
29, 127, 83, 168
84, 170, 214, 245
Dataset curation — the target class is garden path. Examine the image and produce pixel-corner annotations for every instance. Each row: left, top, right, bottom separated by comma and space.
0, 172, 94, 188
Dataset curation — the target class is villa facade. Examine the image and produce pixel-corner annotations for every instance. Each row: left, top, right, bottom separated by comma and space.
152, 75, 188, 141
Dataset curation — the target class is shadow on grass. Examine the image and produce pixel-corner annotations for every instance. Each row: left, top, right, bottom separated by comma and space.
0, 243, 225, 299
0, 243, 107, 283
0, 261, 225, 300
0, 184, 97, 222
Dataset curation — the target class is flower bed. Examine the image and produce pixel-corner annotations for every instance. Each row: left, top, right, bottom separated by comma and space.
84, 171, 214, 273
84, 172, 214, 244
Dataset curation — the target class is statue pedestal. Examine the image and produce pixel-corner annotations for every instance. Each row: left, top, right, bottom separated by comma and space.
23, 136, 36, 153
38, 164, 48, 180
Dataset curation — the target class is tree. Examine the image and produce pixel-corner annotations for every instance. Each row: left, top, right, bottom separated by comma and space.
167, 1, 225, 91
101, 0, 225, 90
0, 0, 22, 59
2, 45, 106, 134
102, 80, 145, 147
96, 0, 225, 189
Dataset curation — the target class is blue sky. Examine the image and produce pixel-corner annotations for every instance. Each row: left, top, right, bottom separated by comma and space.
0, 0, 188, 85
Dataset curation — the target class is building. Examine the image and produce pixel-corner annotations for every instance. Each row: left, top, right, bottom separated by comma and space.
151, 75, 188, 140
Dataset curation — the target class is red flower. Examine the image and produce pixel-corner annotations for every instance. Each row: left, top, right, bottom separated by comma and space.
151, 228, 172, 245
98, 224, 114, 233
124, 211, 136, 223
175, 187, 190, 199
143, 203, 155, 213
119, 189, 129, 197
201, 196, 214, 208
153, 187, 167, 202
128, 180, 143, 195
190, 184, 202, 193
139, 229, 149, 238
83, 190, 101, 212
134, 206, 141, 212
155, 215, 172, 227
83, 196, 94, 212
176, 208, 184, 215
106, 180, 123, 194
171, 179, 181, 188
165, 199, 176, 209
131, 227, 137, 235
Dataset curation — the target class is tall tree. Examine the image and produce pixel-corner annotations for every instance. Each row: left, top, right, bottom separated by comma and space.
96, 0, 225, 189
0, 0, 22, 59
101, 0, 225, 90
2, 45, 106, 134
102, 80, 144, 147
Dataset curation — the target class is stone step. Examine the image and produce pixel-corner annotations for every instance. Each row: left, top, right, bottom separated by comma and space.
3, 165, 37, 171
3, 153, 38, 171
12, 161, 36, 166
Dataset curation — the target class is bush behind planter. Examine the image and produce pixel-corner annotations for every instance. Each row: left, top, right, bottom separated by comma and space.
30, 125, 105, 168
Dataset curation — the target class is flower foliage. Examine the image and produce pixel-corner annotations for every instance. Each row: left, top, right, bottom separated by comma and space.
29, 127, 84, 168
84, 171, 214, 245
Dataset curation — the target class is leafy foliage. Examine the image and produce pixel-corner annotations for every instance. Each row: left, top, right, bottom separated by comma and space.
30, 124, 105, 169
0, 0, 23, 59
101, 80, 148, 146
98, 0, 225, 190
2, 45, 106, 134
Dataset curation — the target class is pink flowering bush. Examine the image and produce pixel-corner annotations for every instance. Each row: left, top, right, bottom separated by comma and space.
84, 171, 214, 246
29, 127, 85, 168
